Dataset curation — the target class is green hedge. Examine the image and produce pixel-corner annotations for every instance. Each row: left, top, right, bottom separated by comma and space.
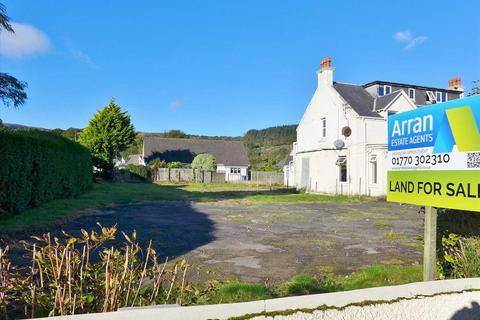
0, 129, 93, 218
122, 164, 150, 181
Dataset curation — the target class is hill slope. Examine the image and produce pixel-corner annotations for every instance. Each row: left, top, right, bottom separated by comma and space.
243, 125, 297, 171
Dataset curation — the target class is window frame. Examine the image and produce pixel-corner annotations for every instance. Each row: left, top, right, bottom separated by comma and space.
321, 117, 327, 138
384, 85, 392, 95
369, 155, 378, 185
378, 86, 385, 96
336, 156, 347, 183
408, 88, 415, 101
426, 91, 436, 103
378, 85, 392, 97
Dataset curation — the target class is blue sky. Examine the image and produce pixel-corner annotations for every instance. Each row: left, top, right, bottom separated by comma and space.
1, 1, 479, 136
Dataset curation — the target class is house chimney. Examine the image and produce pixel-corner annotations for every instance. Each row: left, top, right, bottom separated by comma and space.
317, 57, 333, 86
448, 77, 463, 92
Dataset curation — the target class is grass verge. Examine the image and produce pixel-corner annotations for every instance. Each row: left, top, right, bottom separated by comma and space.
208, 265, 422, 304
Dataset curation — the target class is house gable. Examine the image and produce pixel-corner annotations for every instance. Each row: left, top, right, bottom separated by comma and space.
377, 90, 417, 116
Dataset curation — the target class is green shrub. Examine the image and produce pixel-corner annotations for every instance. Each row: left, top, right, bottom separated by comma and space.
191, 153, 216, 171
278, 274, 338, 296
0, 129, 92, 218
456, 237, 480, 277
166, 161, 183, 168
442, 235, 480, 278
211, 283, 272, 303
148, 158, 166, 170
124, 164, 150, 181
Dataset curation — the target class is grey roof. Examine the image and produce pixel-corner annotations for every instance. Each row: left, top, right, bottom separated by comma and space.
374, 90, 402, 111
143, 137, 250, 166
333, 83, 381, 118
363, 80, 463, 94
125, 154, 143, 165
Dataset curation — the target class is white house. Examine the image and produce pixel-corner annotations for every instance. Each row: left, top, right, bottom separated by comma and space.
287, 57, 464, 196
142, 137, 250, 181
115, 154, 145, 167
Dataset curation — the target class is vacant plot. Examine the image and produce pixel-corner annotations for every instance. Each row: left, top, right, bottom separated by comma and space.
4, 183, 423, 283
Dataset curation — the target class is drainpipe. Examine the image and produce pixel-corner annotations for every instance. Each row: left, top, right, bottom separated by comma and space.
364, 120, 368, 196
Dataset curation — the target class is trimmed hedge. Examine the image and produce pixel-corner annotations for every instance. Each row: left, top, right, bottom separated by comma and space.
122, 164, 150, 181
0, 129, 93, 218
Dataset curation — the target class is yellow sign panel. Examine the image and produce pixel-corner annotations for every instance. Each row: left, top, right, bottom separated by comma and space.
387, 171, 480, 211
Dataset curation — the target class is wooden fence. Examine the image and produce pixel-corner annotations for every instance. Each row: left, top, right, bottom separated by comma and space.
153, 168, 225, 183
250, 171, 284, 185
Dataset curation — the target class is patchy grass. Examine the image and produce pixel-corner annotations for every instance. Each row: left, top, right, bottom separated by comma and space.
0, 182, 378, 234
380, 259, 404, 265
0, 182, 183, 234
243, 193, 374, 203
210, 283, 273, 303
309, 239, 337, 247
383, 232, 407, 240
338, 265, 422, 290
277, 274, 338, 296
212, 265, 422, 303
318, 266, 335, 274
373, 221, 393, 229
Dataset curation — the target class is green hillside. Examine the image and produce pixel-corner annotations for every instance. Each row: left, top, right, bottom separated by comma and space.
243, 125, 297, 171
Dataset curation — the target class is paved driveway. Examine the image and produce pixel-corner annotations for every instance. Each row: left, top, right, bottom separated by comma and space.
31, 200, 423, 282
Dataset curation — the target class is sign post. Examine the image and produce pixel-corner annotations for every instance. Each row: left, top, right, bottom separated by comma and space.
386, 95, 480, 281
423, 206, 437, 281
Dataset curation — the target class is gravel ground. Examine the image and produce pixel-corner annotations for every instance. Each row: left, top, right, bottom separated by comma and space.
8, 200, 423, 282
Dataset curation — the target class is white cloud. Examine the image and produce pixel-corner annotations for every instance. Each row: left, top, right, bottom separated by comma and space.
0, 22, 50, 58
64, 40, 95, 66
393, 30, 428, 51
72, 49, 93, 65
169, 99, 185, 110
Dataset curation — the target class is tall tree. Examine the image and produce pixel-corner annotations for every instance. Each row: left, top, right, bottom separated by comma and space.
79, 99, 136, 173
0, 4, 28, 109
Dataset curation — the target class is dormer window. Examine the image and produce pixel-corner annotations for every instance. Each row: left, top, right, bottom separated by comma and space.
426, 91, 436, 103
378, 85, 392, 97
436, 91, 448, 103
408, 88, 415, 101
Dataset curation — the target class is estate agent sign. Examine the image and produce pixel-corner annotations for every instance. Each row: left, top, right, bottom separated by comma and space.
387, 95, 480, 212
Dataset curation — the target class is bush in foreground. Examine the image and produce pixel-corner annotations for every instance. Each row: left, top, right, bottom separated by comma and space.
0, 129, 92, 217
0, 226, 195, 319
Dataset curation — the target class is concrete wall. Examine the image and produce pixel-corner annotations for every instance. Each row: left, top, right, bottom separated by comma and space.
39, 279, 480, 320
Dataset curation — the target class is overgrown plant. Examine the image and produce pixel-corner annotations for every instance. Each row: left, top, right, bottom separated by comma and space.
0, 225, 197, 319
441, 234, 480, 279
